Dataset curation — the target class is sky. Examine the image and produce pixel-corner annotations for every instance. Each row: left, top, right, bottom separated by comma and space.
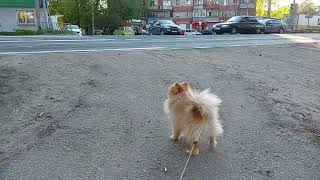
278, 0, 320, 6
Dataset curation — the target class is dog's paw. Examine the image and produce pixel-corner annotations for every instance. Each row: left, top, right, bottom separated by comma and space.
170, 135, 179, 141
209, 137, 217, 148
186, 148, 199, 155
210, 141, 217, 148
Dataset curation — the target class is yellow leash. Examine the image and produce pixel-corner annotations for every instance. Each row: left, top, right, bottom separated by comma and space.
179, 120, 205, 180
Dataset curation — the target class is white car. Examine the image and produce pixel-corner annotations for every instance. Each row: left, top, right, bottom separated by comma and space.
184, 29, 202, 35
65, 25, 82, 36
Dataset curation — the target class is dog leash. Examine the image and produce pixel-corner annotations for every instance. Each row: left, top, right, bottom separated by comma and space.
179, 120, 205, 180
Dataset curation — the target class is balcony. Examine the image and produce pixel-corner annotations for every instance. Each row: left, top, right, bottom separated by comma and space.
240, 3, 255, 9
193, 5, 204, 9
162, 5, 173, 10
173, 6, 193, 12
204, 3, 219, 10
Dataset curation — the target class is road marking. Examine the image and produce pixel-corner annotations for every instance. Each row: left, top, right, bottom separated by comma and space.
0, 39, 116, 43
17, 45, 33, 48
125, 39, 141, 41
194, 46, 210, 49
0, 47, 167, 55
176, 37, 187, 40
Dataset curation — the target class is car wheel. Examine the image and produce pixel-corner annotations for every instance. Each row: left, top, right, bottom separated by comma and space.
279, 28, 284, 34
231, 27, 237, 34
256, 28, 261, 34
160, 30, 165, 35
216, 32, 223, 35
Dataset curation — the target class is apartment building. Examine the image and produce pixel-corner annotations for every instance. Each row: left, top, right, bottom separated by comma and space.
146, 0, 256, 30
146, 0, 173, 23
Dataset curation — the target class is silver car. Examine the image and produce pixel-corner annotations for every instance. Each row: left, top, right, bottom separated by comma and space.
259, 19, 286, 34
64, 25, 82, 36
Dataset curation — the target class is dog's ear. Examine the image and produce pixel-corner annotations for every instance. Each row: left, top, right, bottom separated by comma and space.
181, 82, 191, 89
169, 83, 181, 96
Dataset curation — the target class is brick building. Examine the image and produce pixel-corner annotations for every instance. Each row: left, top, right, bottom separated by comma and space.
146, 0, 256, 30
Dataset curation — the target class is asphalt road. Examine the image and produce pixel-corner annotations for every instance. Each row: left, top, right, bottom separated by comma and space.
0, 33, 320, 54
0, 34, 319, 179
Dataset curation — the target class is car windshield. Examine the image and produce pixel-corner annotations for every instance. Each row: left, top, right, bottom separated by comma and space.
70, 25, 80, 29
159, 20, 174, 25
227, 16, 242, 22
259, 19, 268, 23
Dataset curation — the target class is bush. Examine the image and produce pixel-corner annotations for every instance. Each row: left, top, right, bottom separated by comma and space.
15, 29, 43, 35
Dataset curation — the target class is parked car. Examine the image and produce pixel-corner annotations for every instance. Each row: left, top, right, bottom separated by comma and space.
113, 27, 134, 35
212, 16, 266, 34
64, 24, 82, 35
259, 19, 286, 34
200, 29, 213, 35
134, 28, 148, 35
141, 29, 148, 35
184, 29, 202, 35
151, 20, 181, 35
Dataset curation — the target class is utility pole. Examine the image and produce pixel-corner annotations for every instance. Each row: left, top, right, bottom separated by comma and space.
293, 0, 296, 29
288, 0, 296, 30
35, 0, 41, 29
267, 0, 271, 18
91, 0, 95, 35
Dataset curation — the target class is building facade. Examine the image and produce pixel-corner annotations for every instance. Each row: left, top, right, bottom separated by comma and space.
146, 0, 173, 23
0, 0, 48, 32
146, 0, 256, 30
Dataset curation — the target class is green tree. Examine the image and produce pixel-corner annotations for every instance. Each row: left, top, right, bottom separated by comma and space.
256, 0, 268, 17
49, 0, 102, 33
95, 11, 122, 34
271, 6, 290, 20
298, 0, 318, 15
256, 0, 288, 20
95, 0, 145, 34
49, 0, 144, 34
107, 0, 143, 20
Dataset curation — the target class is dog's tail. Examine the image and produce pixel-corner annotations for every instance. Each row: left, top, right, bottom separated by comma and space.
199, 89, 222, 107
198, 89, 223, 136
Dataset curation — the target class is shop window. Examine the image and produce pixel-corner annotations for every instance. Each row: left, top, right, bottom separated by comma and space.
17, 10, 35, 24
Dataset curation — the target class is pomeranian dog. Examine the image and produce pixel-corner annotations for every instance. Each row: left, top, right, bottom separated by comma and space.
164, 82, 223, 155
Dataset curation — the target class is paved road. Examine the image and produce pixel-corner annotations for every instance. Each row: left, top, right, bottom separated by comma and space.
0, 34, 319, 179
0, 33, 320, 54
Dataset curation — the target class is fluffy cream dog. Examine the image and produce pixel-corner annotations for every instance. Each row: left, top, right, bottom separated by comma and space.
164, 82, 223, 155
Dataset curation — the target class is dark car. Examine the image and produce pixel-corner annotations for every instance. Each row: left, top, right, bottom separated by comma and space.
200, 29, 213, 35
259, 19, 286, 34
212, 16, 266, 34
151, 20, 181, 35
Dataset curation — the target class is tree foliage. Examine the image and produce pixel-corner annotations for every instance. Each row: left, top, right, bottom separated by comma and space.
107, 0, 143, 19
49, 0, 145, 34
256, 0, 268, 17
298, 0, 318, 15
48, 0, 101, 33
256, 0, 289, 20
95, 11, 122, 34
